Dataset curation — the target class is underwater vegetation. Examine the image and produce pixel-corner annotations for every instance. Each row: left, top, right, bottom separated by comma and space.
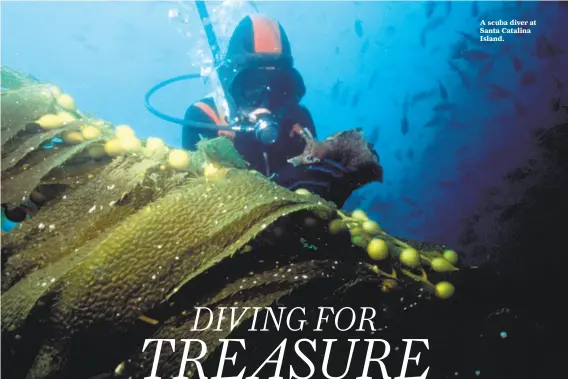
1, 67, 461, 379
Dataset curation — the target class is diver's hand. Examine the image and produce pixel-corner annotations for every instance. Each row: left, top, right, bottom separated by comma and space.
276, 129, 383, 207
274, 159, 354, 207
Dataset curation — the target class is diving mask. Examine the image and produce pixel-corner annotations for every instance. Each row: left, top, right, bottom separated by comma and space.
230, 66, 302, 109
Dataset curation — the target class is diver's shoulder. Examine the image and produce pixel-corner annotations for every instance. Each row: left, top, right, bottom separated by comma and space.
185, 97, 217, 115
184, 97, 218, 122
291, 104, 314, 123
292, 103, 313, 116
191, 96, 216, 107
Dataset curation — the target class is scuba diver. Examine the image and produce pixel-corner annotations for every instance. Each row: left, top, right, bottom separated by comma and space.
1, 15, 383, 234
183, 14, 382, 207
182, 14, 316, 174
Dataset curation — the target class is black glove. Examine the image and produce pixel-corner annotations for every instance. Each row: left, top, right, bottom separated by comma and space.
274, 128, 384, 207
274, 158, 359, 207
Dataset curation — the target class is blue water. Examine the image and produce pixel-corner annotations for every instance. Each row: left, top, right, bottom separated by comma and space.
1, 209, 18, 233
2, 1, 567, 262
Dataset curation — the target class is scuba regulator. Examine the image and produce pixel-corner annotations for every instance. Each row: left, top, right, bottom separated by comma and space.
233, 110, 281, 145
252, 113, 280, 145
143, 73, 282, 146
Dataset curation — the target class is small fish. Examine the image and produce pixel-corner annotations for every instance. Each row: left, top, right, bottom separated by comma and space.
367, 124, 380, 143
395, 149, 404, 161
471, 1, 479, 17
450, 39, 469, 59
351, 92, 361, 107
334, 46, 340, 55
478, 60, 494, 77
424, 115, 447, 128
477, 10, 489, 23
419, 30, 427, 48
401, 116, 409, 135
83, 43, 99, 53
420, 16, 446, 47
408, 209, 424, 217
438, 81, 448, 100
486, 83, 511, 100
385, 25, 396, 36
425, 16, 446, 32
519, 71, 538, 86
406, 148, 414, 159
425, 2, 436, 18
512, 56, 522, 72
402, 95, 410, 114
331, 80, 342, 101
433, 102, 454, 112
460, 49, 490, 62
411, 89, 437, 105
444, 1, 452, 16
448, 61, 470, 87
535, 34, 565, 59
368, 70, 378, 90
457, 31, 482, 45
429, 46, 442, 55
71, 34, 87, 43
340, 87, 350, 106
360, 38, 370, 55
392, 97, 401, 109
354, 20, 363, 38
402, 195, 417, 206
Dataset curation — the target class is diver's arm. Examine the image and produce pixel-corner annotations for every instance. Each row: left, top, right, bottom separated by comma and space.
182, 103, 219, 150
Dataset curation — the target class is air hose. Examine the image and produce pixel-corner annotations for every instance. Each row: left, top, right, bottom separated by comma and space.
144, 73, 226, 130
144, 74, 280, 145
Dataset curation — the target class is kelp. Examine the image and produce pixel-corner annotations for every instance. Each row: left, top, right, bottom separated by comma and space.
1, 66, 460, 379
127, 259, 336, 378
1, 120, 102, 170
1, 84, 56, 146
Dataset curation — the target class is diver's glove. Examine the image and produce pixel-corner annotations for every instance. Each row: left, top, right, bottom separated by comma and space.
274, 128, 384, 207
274, 159, 356, 207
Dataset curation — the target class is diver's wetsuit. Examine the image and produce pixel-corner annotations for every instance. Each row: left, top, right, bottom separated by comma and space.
182, 97, 317, 176
178, 14, 382, 208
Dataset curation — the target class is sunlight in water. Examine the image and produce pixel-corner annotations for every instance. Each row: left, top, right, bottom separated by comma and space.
167, 0, 259, 72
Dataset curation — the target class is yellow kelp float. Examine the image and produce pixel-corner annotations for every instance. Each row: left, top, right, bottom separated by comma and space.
0, 66, 461, 379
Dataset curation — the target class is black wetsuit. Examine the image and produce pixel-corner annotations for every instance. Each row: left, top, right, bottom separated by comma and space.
182, 97, 317, 176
